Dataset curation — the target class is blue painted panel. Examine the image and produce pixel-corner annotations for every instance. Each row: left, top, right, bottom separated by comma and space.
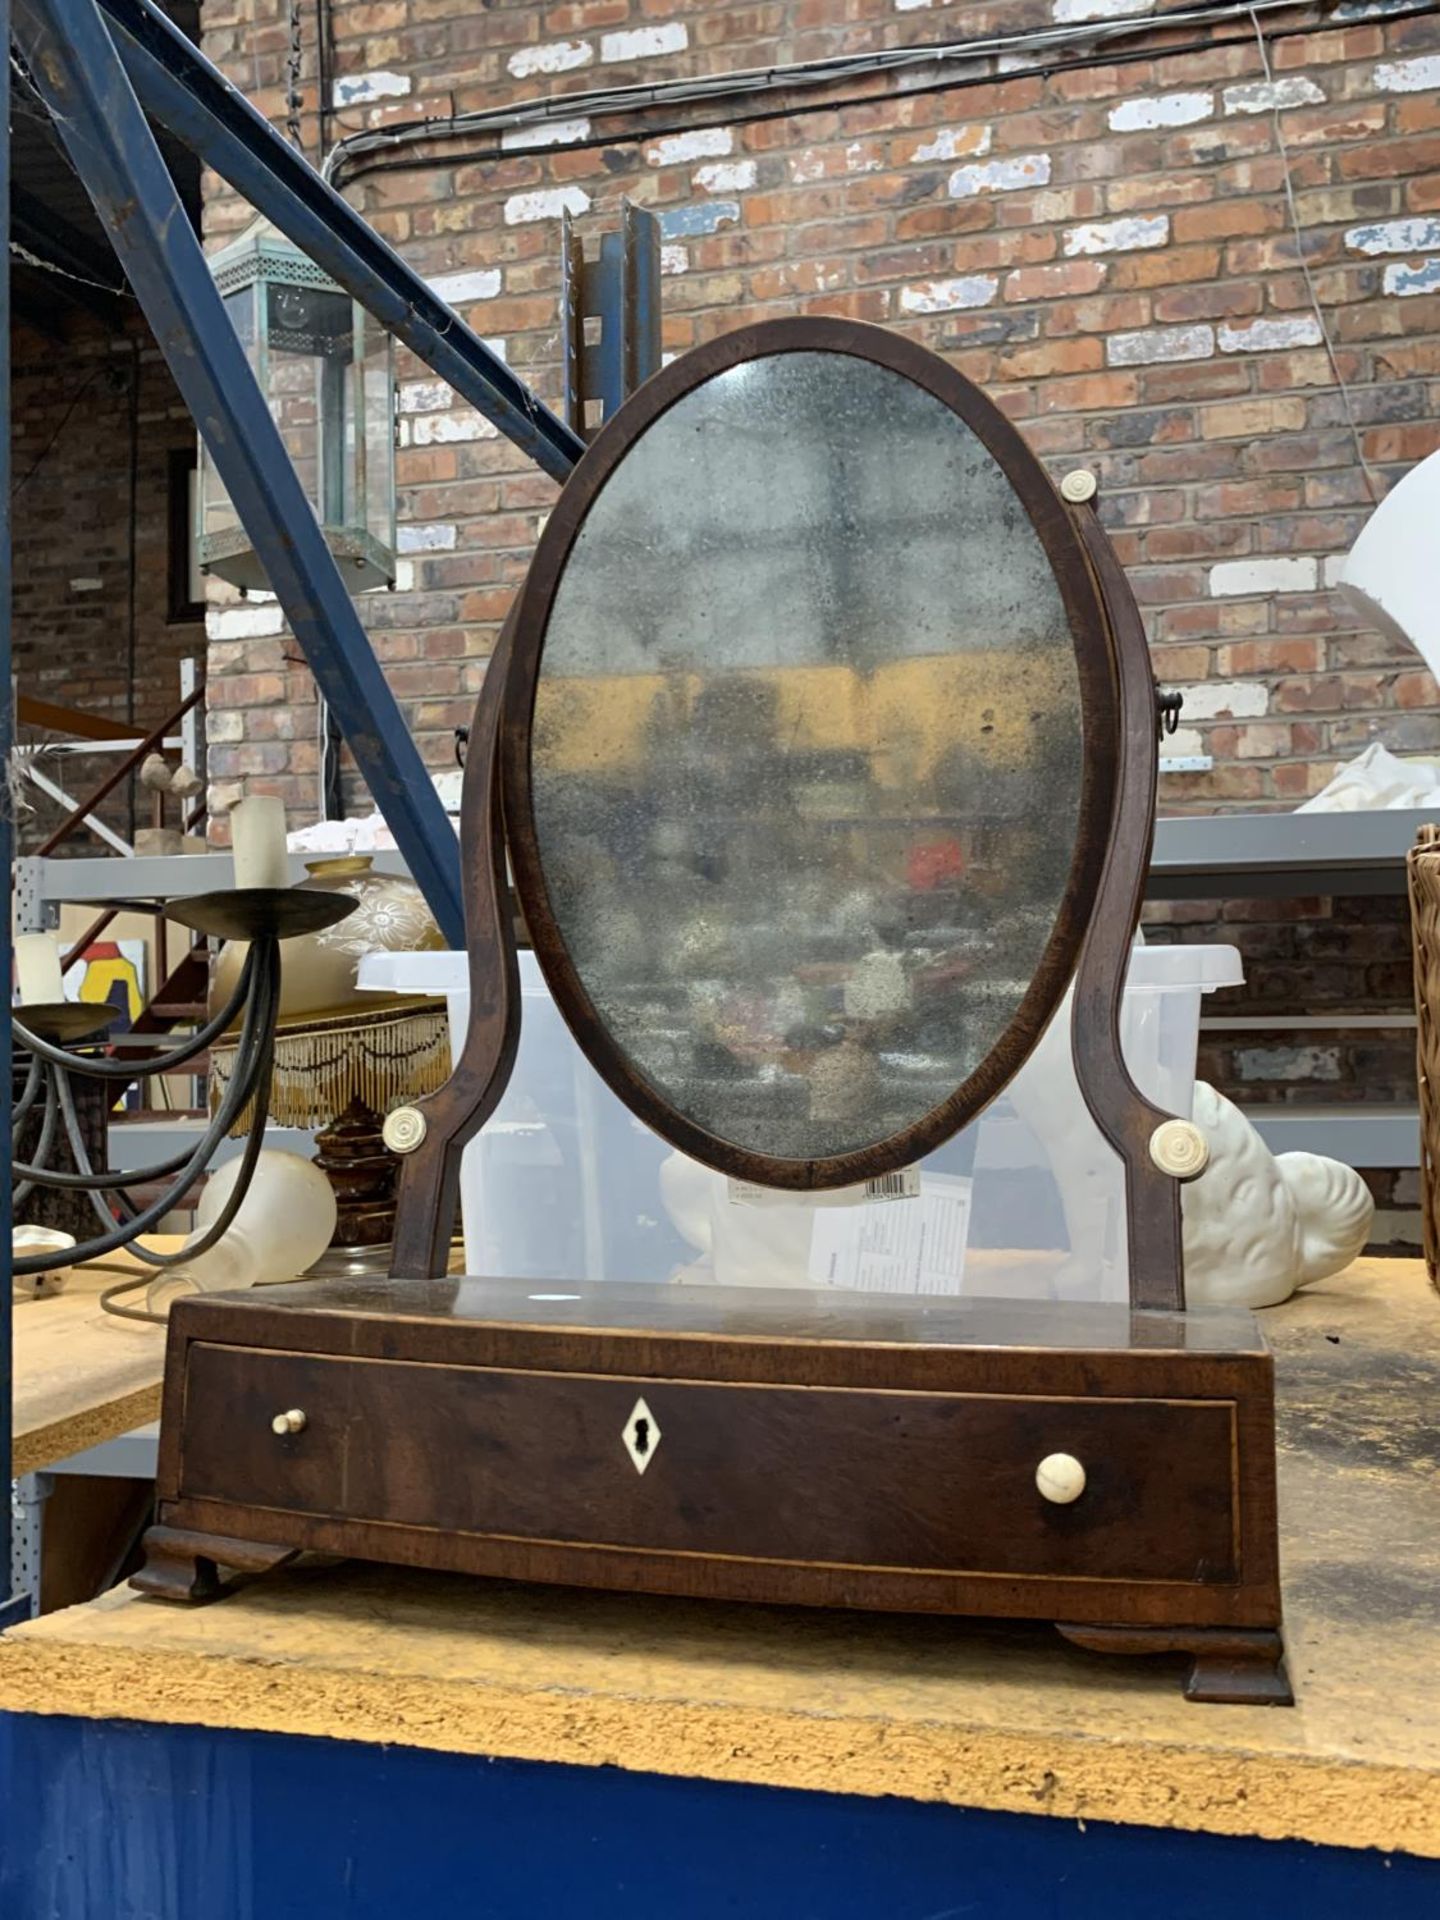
1, 1713, 1436, 1920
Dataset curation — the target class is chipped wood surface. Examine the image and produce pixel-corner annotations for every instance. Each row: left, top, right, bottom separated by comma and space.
1, 1256, 1437, 1855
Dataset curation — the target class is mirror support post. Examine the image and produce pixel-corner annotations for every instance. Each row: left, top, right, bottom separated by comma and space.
1068, 493, 1189, 1314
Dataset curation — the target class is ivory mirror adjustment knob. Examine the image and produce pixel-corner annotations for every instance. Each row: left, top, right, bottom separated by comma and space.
271, 1409, 307, 1437
1036, 1452, 1086, 1505
383, 1105, 427, 1154
1059, 468, 1098, 504
1149, 1117, 1209, 1180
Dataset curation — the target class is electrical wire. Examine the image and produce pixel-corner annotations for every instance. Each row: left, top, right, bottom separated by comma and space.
11, 368, 102, 499
1247, 5, 1385, 506
321, 0, 1434, 184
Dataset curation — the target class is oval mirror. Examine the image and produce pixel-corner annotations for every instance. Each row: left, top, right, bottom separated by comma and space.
504, 319, 1117, 1188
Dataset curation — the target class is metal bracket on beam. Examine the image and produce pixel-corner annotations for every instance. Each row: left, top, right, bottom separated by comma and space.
561, 203, 662, 438
14, 0, 465, 946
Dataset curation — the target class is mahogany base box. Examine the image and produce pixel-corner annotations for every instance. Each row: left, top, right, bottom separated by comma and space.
134, 1275, 1290, 1705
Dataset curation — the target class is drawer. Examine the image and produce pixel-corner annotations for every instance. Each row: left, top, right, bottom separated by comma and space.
180, 1342, 1239, 1584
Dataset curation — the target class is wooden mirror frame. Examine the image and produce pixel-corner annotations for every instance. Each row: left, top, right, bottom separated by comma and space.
392, 318, 1191, 1312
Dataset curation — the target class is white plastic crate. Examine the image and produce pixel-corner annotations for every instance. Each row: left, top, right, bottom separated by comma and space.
359, 941, 1241, 1302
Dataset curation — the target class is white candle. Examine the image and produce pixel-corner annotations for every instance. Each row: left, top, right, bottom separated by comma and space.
230, 795, 289, 891
15, 931, 64, 1007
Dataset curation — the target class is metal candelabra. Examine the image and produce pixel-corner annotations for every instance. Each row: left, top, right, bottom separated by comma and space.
11, 886, 356, 1314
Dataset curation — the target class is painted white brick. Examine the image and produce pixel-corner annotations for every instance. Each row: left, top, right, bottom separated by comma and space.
1161, 726, 1205, 759
504, 186, 591, 225
1209, 556, 1319, 597
646, 128, 732, 165
693, 160, 756, 193
501, 117, 590, 151
1322, 555, 1348, 588
428, 268, 501, 306
1175, 679, 1269, 720
1106, 323, 1215, 366
1375, 55, 1440, 92
1064, 214, 1169, 256
393, 560, 416, 593
1385, 258, 1440, 297
1108, 92, 1212, 132
895, 0, 934, 9
507, 41, 592, 79
1235, 1045, 1342, 1083
899, 275, 999, 314
332, 70, 410, 107
909, 125, 992, 163
948, 154, 1051, 198
1345, 217, 1440, 256
1222, 76, 1325, 114
481, 337, 507, 365
206, 709, 244, 744
206, 603, 285, 641
397, 523, 457, 554
1217, 316, 1323, 352
660, 245, 689, 276
1052, 0, 1153, 19
601, 24, 687, 62
409, 409, 499, 445
398, 379, 451, 416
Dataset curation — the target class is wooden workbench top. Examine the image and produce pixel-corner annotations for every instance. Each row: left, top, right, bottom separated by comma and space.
11, 1256, 169, 1475
2, 1257, 1437, 1856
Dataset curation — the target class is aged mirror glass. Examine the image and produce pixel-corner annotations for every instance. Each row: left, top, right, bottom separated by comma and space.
518, 336, 1103, 1174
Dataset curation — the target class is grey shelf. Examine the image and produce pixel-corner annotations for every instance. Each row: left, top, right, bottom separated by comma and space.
15, 850, 410, 926
1149, 808, 1433, 900
1248, 1105, 1419, 1168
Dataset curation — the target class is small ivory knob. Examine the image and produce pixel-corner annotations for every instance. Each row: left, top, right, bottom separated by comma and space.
1149, 1117, 1209, 1179
271, 1409, 307, 1436
383, 1106, 427, 1154
1060, 468, 1098, 504
1036, 1452, 1086, 1505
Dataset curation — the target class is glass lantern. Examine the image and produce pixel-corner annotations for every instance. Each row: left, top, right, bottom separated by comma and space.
198, 218, 396, 594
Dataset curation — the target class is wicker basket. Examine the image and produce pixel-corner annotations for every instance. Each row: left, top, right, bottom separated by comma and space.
1407, 821, 1440, 1290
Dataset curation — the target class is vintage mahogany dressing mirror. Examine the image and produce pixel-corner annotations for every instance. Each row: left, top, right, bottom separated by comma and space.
138, 320, 1289, 1706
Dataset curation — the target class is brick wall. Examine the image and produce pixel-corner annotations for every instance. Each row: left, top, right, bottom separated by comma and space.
197, 0, 1440, 1237
13, 312, 204, 851
198, 0, 1440, 815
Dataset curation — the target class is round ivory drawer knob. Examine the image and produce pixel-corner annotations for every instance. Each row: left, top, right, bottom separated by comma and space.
1036, 1452, 1086, 1505
1060, 468, 1098, 504
271, 1408, 307, 1437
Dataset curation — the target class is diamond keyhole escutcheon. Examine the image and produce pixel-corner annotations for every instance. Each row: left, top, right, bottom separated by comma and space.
622, 1397, 661, 1476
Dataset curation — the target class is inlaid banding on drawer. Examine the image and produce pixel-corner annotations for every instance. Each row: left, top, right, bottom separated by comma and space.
181, 1343, 1239, 1584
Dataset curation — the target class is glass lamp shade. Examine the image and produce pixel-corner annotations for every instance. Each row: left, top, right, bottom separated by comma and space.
198, 219, 396, 594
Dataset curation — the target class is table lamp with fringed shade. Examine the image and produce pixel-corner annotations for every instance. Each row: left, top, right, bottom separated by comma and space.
209, 856, 450, 1247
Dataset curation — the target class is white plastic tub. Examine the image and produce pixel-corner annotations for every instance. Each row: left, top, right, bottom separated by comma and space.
360, 942, 1242, 1302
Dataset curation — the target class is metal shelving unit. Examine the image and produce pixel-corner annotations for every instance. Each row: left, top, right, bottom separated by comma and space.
21, 809, 1430, 1169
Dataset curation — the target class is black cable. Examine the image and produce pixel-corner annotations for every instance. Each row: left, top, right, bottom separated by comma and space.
11, 368, 102, 499
12, 1064, 60, 1213
332, 1, 1440, 188
11, 1050, 43, 1131
12, 939, 281, 1277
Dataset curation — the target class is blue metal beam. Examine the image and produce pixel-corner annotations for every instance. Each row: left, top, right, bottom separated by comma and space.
13, 0, 465, 947
0, 0, 18, 1629
97, 0, 586, 482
